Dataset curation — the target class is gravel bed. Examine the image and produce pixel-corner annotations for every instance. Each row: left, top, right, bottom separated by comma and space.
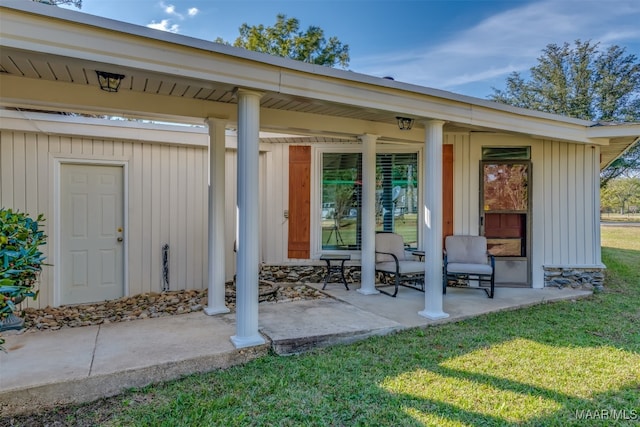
14, 282, 326, 333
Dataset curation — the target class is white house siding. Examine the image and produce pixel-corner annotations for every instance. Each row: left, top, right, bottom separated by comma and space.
260, 144, 288, 264
221, 142, 290, 280
0, 129, 209, 309
451, 133, 602, 288
1, 119, 605, 309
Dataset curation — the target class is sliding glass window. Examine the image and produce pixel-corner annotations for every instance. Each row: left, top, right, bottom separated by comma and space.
375, 153, 419, 248
320, 151, 419, 251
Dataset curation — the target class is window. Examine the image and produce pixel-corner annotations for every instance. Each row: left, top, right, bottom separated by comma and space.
321, 152, 362, 250
482, 147, 530, 160
320, 151, 419, 251
375, 153, 418, 248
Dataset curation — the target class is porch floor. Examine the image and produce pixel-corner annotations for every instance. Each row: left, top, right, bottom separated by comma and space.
0, 284, 591, 416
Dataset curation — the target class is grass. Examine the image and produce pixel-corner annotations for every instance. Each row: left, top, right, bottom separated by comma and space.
6, 227, 640, 426
600, 212, 640, 222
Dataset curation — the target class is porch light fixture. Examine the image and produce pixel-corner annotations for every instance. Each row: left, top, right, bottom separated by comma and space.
396, 116, 414, 131
96, 70, 125, 92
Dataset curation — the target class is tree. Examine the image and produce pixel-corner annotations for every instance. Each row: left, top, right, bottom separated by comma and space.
32, 0, 82, 7
600, 143, 640, 186
601, 177, 640, 214
217, 14, 349, 69
490, 40, 640, 184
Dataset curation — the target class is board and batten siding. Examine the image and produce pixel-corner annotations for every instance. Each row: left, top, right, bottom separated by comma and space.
451, 133, 602, 288
0, 129, 209, 308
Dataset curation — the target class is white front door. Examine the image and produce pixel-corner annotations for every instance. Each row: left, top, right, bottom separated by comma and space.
61, 164, 124, 304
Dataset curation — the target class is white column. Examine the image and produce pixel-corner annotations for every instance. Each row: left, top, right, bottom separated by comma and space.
357, 134, 380, 295
231, 89, 266, 348
419, 120, 449, 319
204, 118, 230, 315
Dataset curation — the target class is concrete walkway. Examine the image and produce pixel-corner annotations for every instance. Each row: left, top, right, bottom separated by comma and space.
0, 284, 591, 415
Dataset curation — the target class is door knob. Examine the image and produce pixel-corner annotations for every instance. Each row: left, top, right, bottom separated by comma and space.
117, 237, 123, 242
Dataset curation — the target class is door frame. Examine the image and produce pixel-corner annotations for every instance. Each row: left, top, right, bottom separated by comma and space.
52, 157, 129, 306
479, 159, 532, 286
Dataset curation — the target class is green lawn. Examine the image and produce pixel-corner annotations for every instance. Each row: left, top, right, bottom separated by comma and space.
10, 227, 640, 426
601, 212, 640, 222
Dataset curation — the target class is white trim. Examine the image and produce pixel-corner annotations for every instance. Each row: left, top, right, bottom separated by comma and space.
52, 156, 129, 306
310, 143, 423, 260
311, 144, 361, 260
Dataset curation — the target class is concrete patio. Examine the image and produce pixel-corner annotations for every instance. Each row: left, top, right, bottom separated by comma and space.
0, 284, 591, 416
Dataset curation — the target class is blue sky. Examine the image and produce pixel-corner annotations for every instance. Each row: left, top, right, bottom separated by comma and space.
64, 0, 640, 99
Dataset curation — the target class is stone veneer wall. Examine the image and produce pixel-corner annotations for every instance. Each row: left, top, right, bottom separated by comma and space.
260, 265, 361, 285
262, 265, 606, 290
543, 267, 605, 290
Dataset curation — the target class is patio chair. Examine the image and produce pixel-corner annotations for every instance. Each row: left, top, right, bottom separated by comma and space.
375, 232, 425, 297
443, 235, 495, 298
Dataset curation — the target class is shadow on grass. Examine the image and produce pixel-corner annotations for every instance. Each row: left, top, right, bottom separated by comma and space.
370, 244, 640, 426
379, 338, 639, 425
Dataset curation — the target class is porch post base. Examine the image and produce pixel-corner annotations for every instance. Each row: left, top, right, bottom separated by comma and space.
418, 309, 449, 320
204, 306, 230, 316
357, 287, 380, 296
231, 334, 266, 349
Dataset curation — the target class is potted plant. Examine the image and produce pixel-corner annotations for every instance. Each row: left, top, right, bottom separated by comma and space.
0, 209, 47, 333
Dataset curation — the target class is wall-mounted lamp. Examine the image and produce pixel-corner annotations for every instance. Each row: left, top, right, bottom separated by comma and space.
396, 116, 414, 131
96, 70, 125, 92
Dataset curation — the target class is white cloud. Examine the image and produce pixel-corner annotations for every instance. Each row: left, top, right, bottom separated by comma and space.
161, 2, 180, 18
157, 2, 198, 20
147, 19, 180, 33
148, 1, 200, 33
353, 0, 640, 97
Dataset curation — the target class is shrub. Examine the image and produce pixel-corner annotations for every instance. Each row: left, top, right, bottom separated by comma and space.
0, 209, 47, 320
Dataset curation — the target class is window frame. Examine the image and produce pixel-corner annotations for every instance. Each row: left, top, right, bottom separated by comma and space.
311, 143, 423, 259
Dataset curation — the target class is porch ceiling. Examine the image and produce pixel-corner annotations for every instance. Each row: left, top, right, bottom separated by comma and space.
0, 46, 483, 140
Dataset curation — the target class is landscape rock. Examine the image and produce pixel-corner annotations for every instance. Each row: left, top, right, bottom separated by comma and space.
17, 282, 327, 333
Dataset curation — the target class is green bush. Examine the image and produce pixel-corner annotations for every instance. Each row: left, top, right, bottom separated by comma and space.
0, 209, 47, 320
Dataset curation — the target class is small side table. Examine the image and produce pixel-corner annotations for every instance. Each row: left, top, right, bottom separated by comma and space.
320, 254, 351, 290
412, 250, 425, 261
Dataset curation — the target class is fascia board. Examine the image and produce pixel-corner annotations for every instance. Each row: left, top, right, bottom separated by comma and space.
469, 106, 606, 145
586, 124, 640, 139
278, 71, 472, 122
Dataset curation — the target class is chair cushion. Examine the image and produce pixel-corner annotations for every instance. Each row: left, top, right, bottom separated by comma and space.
376, 260, 425, 274
375, 233, 407, 262
446, 262, 493, 276
445, 236, 488, 264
